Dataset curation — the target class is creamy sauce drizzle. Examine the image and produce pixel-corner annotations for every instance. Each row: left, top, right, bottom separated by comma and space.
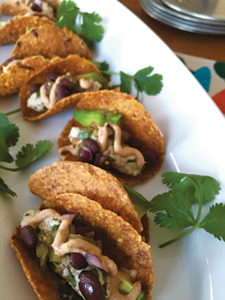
97, 123, 145, 169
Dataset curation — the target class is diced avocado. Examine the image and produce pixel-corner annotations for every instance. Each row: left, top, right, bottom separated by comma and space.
77, 72, 104, 86
74, 110, 106, 127
74, 109, 123, 127
137, 290, 145, 300
77, 130, 92, 139
36, 242, 49, 267
49, 250, 62, 264
106, 112, 123, 124
118, 280, 133, 295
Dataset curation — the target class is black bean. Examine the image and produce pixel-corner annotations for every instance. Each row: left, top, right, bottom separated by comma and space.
82, 147, 93, 163
83, 139, 99, 157
79, 271, 104, 300
20, 225, 37, 249
94, 154, 111, 170
59, 78, 75, 91
30, 83, 41, 94
46, 72, 58, 82
31, 2, 42, 11
55, 84, 71, 101
70, 252, 88, 270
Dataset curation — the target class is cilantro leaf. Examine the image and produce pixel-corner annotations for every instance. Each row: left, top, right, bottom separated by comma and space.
92, 60, 111, 81
56, 0, 79, 32
15, 140, 52, 169
0, 177, 16, 197
120, 71, 133, 94
123, 185, 151, 217
56, 0, 104, 45
80, 12, 104, 43
162, 172, 220, 204
150, 172, 224, 248
149, 187, 195, 231
134, 66, 163, 96
200, 203, 225, 241
0, 113, 19, 163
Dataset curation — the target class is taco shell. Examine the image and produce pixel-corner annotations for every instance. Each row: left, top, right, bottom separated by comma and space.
11, 226, 62, 300
0, 14, 53, 45
19, 54, 108, 120
28, 160, 143, 234
11, 23, 91, 60
0, 0, 32, 15
58, 89, 165, 185
0, 56, 60, 97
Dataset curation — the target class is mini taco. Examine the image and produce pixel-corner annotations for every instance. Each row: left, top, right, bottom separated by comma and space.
0, 0, 60, 18
58, 90, 165, 185
0, 13, 53, 45
19, 55, 108, 120
28, 161, 144, 235
0, 55, 61, 97
11, 193, 154, 299
11, 23, 91, 60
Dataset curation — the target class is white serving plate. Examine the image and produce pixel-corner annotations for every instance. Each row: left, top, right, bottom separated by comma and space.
0, 0, 225, 299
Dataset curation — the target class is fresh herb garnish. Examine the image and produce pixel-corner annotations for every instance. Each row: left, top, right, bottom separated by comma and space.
0, 113, 52, 197
56, 0, 104, 45
95, 63, 163, 100
123, 185, 151, 218
149, 172, 225, 248
0, 177, 17, 197
51, 224, 60, 231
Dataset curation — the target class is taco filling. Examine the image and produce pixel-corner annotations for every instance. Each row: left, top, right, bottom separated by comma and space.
27, 73, 102, 112
58, 110, 145, 176
1, 0, 58, 17
20, 208, 145, 299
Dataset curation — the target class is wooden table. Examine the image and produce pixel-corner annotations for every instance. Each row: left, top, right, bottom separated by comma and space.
119, 0, 225, 62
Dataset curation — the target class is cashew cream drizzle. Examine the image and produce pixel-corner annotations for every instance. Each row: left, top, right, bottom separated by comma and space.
21, 209, 142, 299
99, 124, 145, 169
28, 74, 101, 112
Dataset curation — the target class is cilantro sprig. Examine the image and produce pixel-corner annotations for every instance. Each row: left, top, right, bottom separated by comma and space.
56, 0, 104, 45
149, 172, 225, 248
93, 61, 163, 100
0, 113, 52, 197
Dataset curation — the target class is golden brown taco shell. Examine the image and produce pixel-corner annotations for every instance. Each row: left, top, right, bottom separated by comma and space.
0, 14, 53, 45
0, 56, 60, 97
28, 160, 143, 234
19, 54, 108, 120
11, 23, 91, 60
0, 0, 32, 15
57, 89, 165, 185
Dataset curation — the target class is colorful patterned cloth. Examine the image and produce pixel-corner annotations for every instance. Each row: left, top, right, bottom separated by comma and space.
177, 53, 225, 115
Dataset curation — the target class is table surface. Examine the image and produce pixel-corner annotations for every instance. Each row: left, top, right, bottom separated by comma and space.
118, 0, 225, 62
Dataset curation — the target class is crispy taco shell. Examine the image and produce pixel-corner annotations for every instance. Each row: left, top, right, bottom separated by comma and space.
11, 193, 153, 299
19, 55, 108, 120
28, 160, 143, 234
58, 89, 165, 185
11, 23, 91, 60
0, 14, 53, 45
0, 56, 60, 97
0, 0, 32, 15
11, 227, 62, 300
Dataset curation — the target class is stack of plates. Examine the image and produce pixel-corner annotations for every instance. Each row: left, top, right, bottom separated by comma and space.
141, 0, 225, 34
